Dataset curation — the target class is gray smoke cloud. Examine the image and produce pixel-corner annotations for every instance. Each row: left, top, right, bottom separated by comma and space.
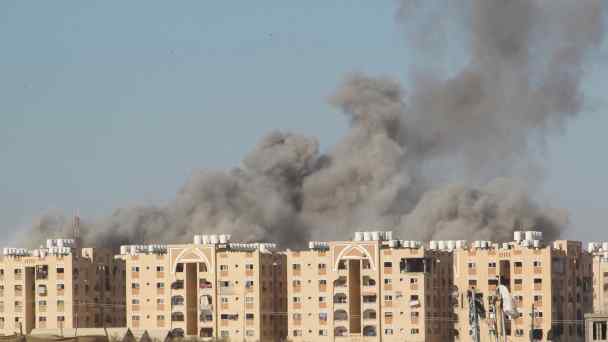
23, 0, 604, 248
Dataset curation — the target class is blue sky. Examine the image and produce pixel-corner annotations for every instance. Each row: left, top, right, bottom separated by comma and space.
1, 1, 606, 243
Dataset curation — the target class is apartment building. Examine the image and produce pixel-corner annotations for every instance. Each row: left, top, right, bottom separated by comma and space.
452, 231, 594, 342
286, 231, 454, 342
590, 243, 608, 314
0, 238, 126, 335
120, 234, 287, 341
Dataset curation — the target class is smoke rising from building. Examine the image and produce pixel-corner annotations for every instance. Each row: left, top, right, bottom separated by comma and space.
25, 0, 604, 248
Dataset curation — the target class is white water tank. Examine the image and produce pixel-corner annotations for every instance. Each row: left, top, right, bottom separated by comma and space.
130, 246, 137, 255
209, 235, 219, 244
603, 242, 608, 251
371, 231, 380, 241
588, 243, 597, 253
388, 240, 398, 248
533, 240, 540, 248
447, 240, 456, 251
46, 240, 53, 249
429, 241, 438, 250
473, 241, 481, 248
437, 241, 446, 250
385, 231, 393, 240
219, 235, 227, 244
120, 246, 128, 255
194, 235, 202, 245
354, 232, 363, 241
514, 231, 522, 241
309, 242, 315, 249
524, 231, 534, 241
202, 235, 209, 244
363, 232, 371, 241
2, 248, 8, 256
403, 240, 411, 248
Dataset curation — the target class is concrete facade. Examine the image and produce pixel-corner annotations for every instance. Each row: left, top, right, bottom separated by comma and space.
286, 232, 454, 342
452, 235, 593, 342
0, 239, 126, 335
119, 236, 287, 341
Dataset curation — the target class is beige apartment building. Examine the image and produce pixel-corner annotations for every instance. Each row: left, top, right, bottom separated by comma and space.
120, 234, 287, 341
590, 243, 608, 315
452, 231, 594, 342
0, 237, 126, 335
286, 231, 454, 342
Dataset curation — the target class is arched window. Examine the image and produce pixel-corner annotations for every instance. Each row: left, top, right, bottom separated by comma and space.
334, 293, 347, 304
334, 310, 348, 321
334, 276, 347, 287
171, 295, 185, 306
362, 309, 376, 320
334, 326, 348, 337
362, 276, 376, 286
200, 328, 213, 338
198, 263, 207, 272
363, 325, 377, 337
171, 313, 184, 322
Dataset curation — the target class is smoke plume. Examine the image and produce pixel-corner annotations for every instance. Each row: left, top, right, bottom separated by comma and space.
24, 0, 604, 248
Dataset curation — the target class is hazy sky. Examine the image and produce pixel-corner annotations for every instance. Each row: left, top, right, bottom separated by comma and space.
1, 1, 607, 243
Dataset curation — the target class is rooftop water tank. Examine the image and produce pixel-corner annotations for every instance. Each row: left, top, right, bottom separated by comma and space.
202, 235, 209, 244
194, 235, 202, 245
371, 231, 380, 241
354, 232, 363, 241
209, 235, 219, 244
447, 240, 456, 251
514, 231, 522, 241
429, 241, 438, 250
533, 240, 540, 248
363, 232, 371, 241
385, 231, 393, 240
603, 242, 608, 251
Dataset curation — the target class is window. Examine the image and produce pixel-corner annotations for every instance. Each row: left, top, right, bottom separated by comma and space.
157, 315, 164, 321
220, 331, 229, 338
246, 330, 255, 337
246, 313, 254, 320
156, 282, 164, 289
175, 263, 184, 272
56, 268, 64, 274
362, 260, 371, 269
515, 279, 522, 285
319, 296, 326, 303
384, 262, 392, 268
515, 329, 524, 337
293, 297, 301, 303
132, 299, 140, 305
245, 264, 254, 271
57, 316, 65, 322
468, 262, 476, 268
38, 317, 46, 322
411, 312, 420, 319
132, 316, 140, 321
514, 261, 523, 268
384, 295, 393, 301
410, 278, 418, 284
131, 283, 139, 289
38, 300, 47, 306
221, 297, 229, 304
384, 278, 392, 284
292, 264, 301, 270
293, 330, 302, 337
245, 297, 254, 304
533, 261, 542, 267
157, 298, 164, 304
57, 284, 65, 291
410, 295, 419, 301
469, 280, 477, 288
385, 329, 394, 335
156, 266, 164, 272
533, 311, 543, 318
319, 329, 328, 336
411, 329, 419, 334
220, 265, 228, 271
245, 280, 254, 288
319, 313, 327, 321
131, 267, 139, 272
292, 313, 302, 320
318, 263, 326, 269
319, 280, 327, 285
292, 280, 301, 286
488, 262, 496, 268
